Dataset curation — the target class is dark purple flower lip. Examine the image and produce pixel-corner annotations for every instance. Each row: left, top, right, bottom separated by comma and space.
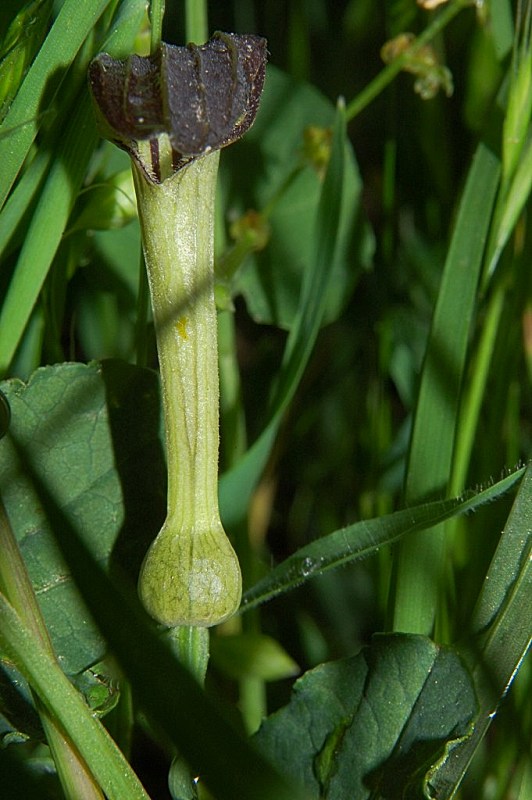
89, 32, 267, 182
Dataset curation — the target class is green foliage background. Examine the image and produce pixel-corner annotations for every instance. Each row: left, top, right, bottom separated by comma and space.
0, 1, 530, 799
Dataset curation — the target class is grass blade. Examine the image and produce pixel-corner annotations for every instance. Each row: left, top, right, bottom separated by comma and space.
0, 96, 98, 376
0, 0, 148, 376
0, 0, 112, 209
489, 135, 532, 274
392, 140, 501, 635
241, 466, 525, 611
0, 148, 51, 259
427, 464, 532, 799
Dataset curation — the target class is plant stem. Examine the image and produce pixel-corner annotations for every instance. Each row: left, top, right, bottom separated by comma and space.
0, 588, 150, 800
345, 0, 467, 122
185, 0, 208, 44
149, 0, 165, 54
166, 626, 210, 798
135, 151, 242, 627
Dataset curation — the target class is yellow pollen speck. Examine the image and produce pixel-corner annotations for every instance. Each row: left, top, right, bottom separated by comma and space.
176, 317, 189, 340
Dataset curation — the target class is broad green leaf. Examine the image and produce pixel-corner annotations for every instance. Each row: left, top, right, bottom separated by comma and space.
254, 633, 477, 800
0, 360, 165, 674
241, 465, 524, 611
11, 451, 309, 800
223, 65, 373, 329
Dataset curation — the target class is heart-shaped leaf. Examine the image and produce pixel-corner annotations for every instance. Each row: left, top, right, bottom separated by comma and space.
254, 633, 477, 799
0, 360, 165, 674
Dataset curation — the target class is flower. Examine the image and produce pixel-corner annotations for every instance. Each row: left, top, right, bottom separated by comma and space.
89, 32, 267, 182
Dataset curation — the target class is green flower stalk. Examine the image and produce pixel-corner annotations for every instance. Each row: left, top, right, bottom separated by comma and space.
89, 33, 267, 627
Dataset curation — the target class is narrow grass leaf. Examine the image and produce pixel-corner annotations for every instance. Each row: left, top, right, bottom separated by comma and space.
241, 466, 525, 611
471, 464, 532, 639
0, 0, 147, 262
501, 3, 532, 182
0, 0, 148, 376
427, 464, 532, 799
0, 148, 51, 259
405, 140, 501, 501
0, 0, 111, 208
0, 592, 150, 800
0, 0, 53, 124
489, 0, 517, 61
489, 135, 532, 274
219, 99, 346, 529
393, 140, 501, 634
0, 96, 98, 376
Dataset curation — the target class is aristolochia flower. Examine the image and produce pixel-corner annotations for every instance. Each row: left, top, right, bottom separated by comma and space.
89, 33, 267, 627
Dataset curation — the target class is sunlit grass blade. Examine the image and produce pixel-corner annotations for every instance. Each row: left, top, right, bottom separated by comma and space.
0, 96, 98, 377
0, 0, 147, 262
0, 0, 148, 377
219, 99, 346, 530
0, 148, 51, 258
488, 135, 532, 275
489, 0, 517, 61
516, 760, 532, 800
392, 140, 501, 636
0, 0, 112, 209
241, 466, 525, 611
485, 4, 532, 280
427, 464, 532, 799
501, 0, 532, 183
